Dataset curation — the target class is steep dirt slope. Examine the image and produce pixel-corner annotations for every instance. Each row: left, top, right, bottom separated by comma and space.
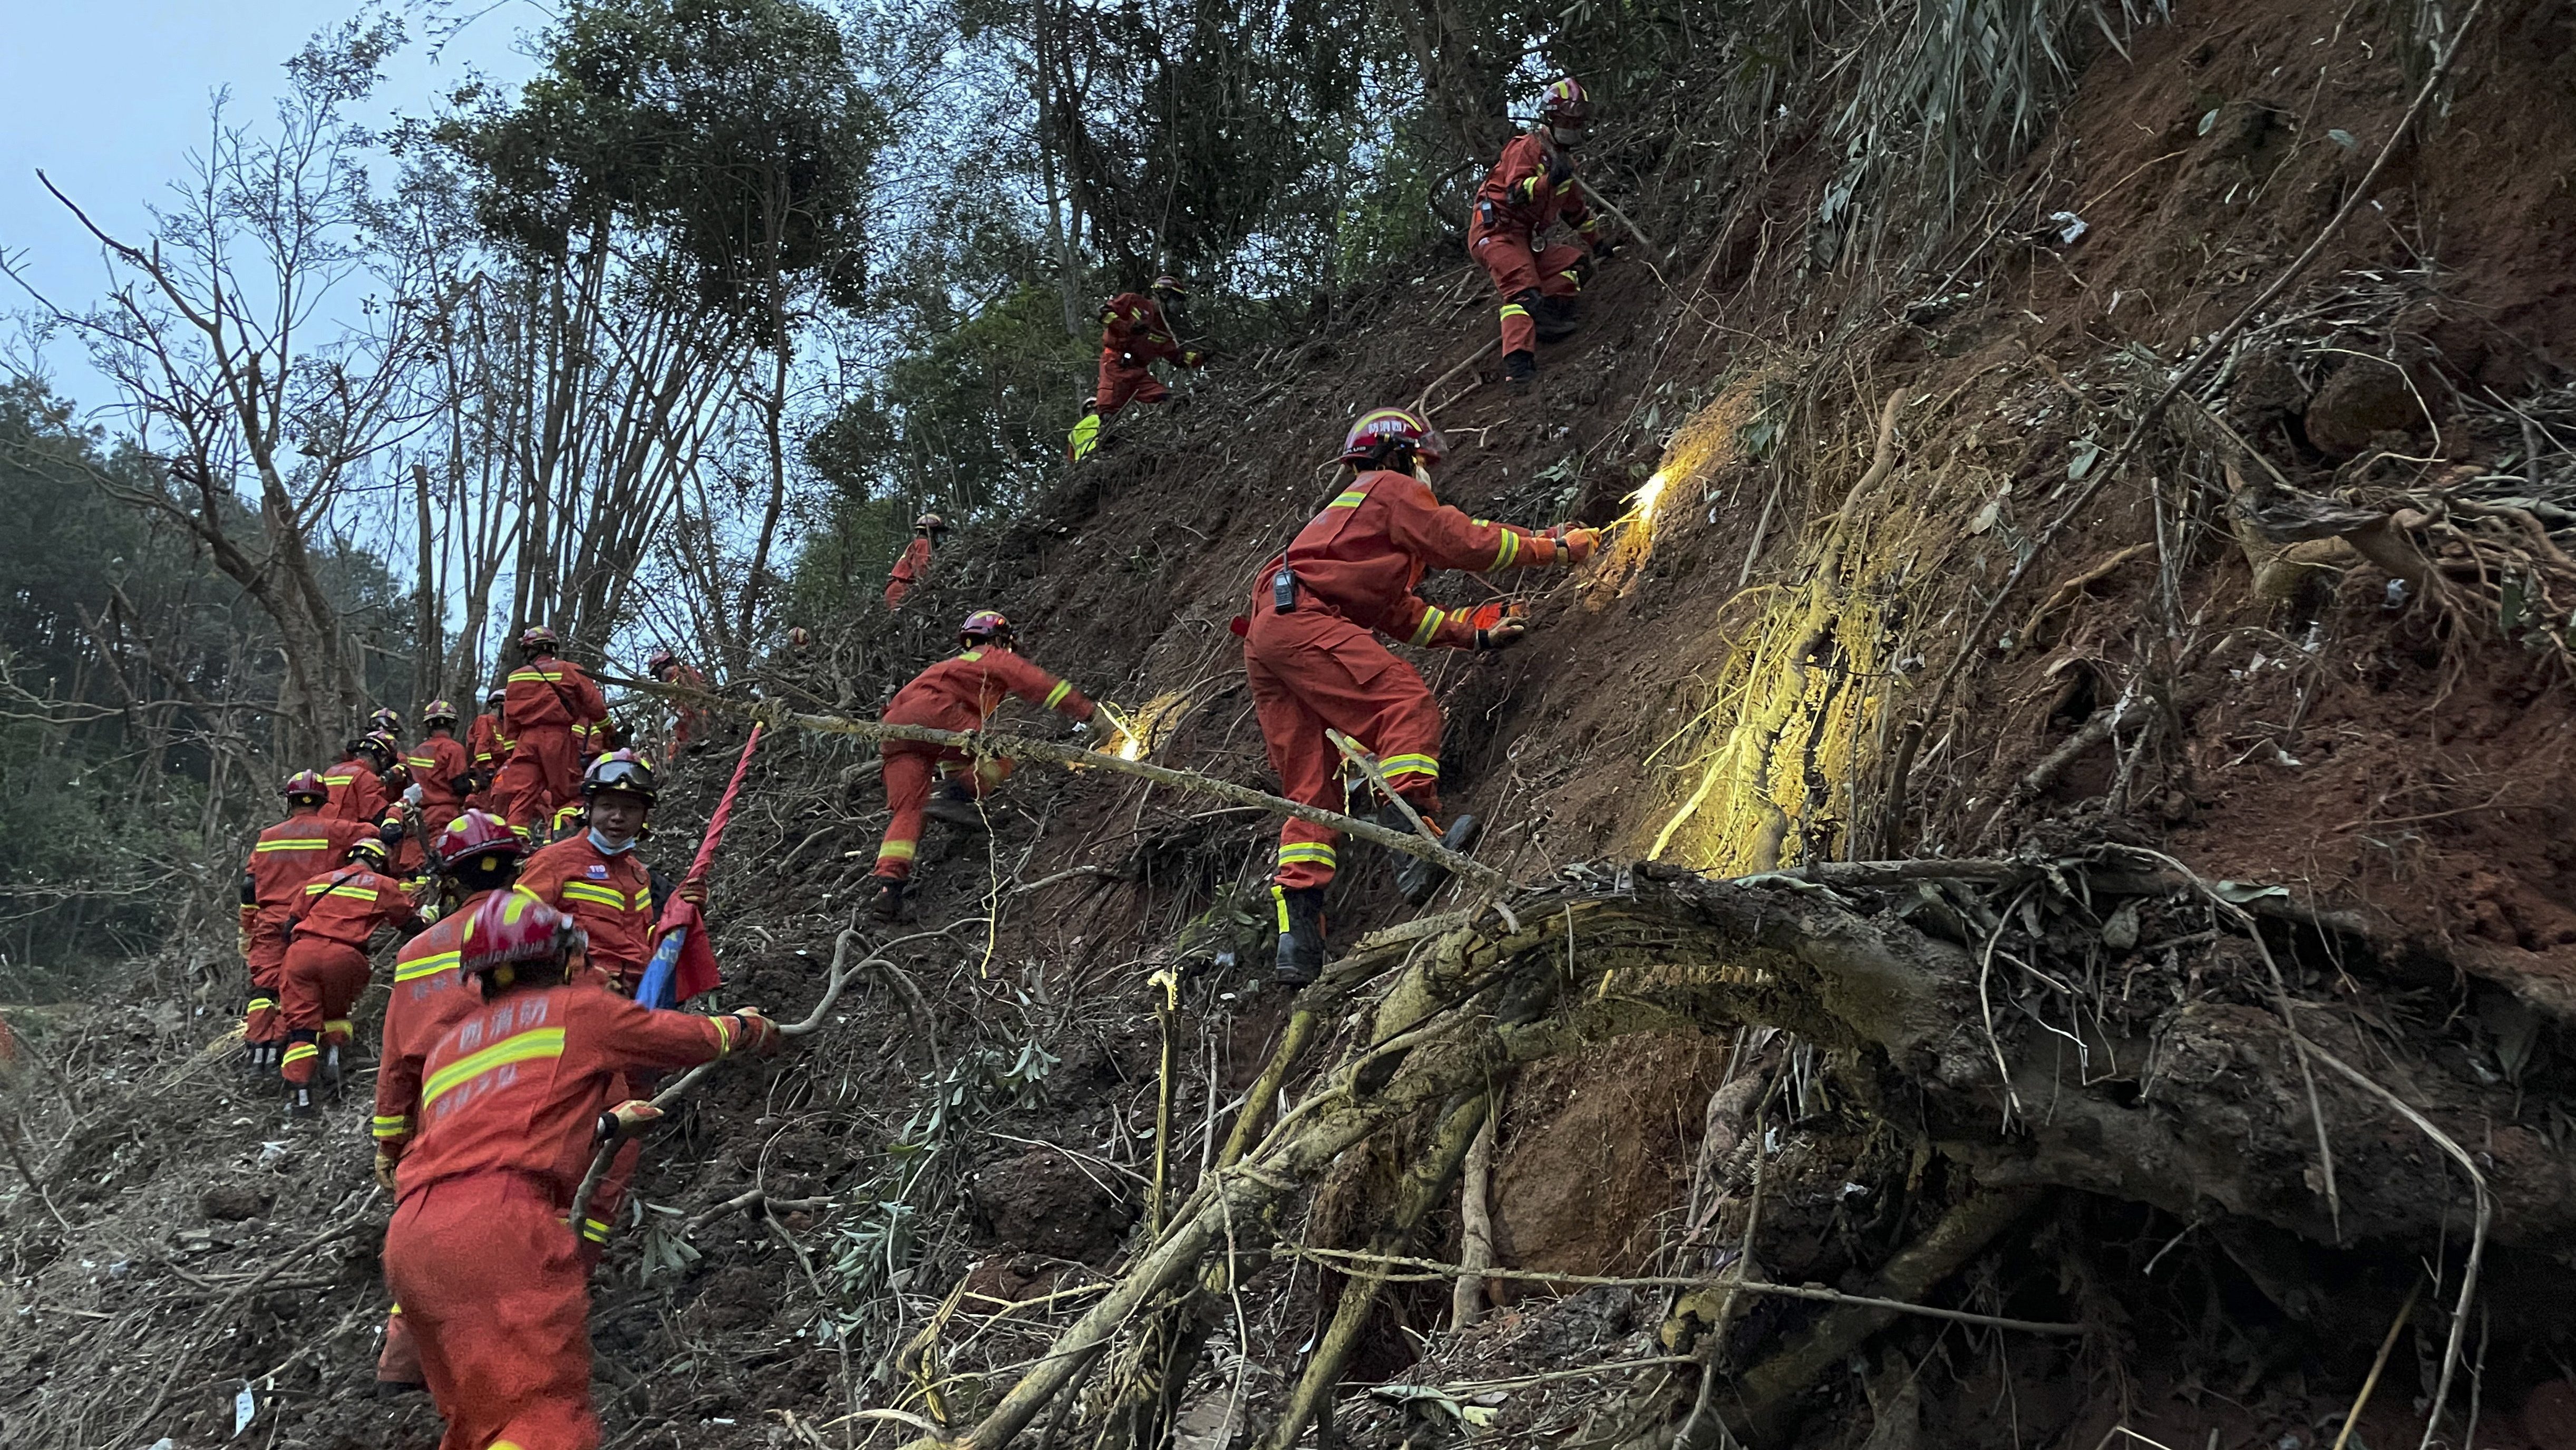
8, 3, 2576, 1448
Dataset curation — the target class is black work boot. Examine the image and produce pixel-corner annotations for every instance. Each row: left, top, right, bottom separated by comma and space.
1502, 351, 1537, 388
1272, 885, 1328, 986
1393, 813, 1481, 907
923, 782, 990, 832
1533, 295, 1581, 342
287, 1079, 317, 1119
867, 875, 907, 922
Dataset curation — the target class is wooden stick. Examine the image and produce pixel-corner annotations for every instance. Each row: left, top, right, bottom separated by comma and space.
1414, 340, 1499, 416
604, 676, 1506, 891
2330, 1278, 2422, 1450
1451, 1104, 1500, 1328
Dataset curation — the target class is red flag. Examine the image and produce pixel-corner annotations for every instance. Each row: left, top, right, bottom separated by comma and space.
645, 722, 764, 1005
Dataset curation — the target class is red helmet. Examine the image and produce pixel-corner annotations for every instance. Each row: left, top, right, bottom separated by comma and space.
916, 513, 946, 533
959, 610, 1013, 646
368, 707, 402, 736
786, 626, 812, 650
518, 625, 560, 654
645, 647, 678, 679
484, 686, 506, 707
283, 769, 330, 806
582, 749, 659, 804
358, 730, 401, 763
456, 891, 585, 991
436, 809, 523, 873
1339, 407, 1449, 468
422, 699, 459, 727
346, 836, 392, 869
1540, 78, 1591, 131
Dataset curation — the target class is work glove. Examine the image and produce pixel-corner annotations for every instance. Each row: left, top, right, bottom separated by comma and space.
1464, 603, 1530, 651
404, 783, 425, 808
677, 878, 708, 910
374, 1147, 401, 1193
1548, 525, 1601, 564
237, 925, 254, 959
726, 1008, 785, 1057
1546, 150, 1574, 190
595, 1098, 664, 1142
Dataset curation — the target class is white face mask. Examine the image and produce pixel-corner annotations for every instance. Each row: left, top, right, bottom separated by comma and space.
1414, 458, 1434, 485
588, 827, 634, 856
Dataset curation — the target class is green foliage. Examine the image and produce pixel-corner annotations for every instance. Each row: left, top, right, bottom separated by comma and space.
448, 0, 886, 316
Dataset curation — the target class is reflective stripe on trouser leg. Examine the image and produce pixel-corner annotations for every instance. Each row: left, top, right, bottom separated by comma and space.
876, 743, 937, 881
1497, 301, 1535, 357
281, 1032, 320, 1085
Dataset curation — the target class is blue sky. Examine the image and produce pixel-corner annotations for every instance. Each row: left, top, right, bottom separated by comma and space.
0, 1, 541, 414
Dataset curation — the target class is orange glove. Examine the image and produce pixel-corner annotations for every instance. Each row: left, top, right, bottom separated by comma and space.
1464, 603, 1530, 650
595, 1098, 664, 1142
725, 1008, 785, 1057
1548, 525, 1599, 564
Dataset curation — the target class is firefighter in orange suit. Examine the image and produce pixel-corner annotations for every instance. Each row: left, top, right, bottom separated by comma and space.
319, 733, 393, 827
404, 701, 475, 839
382, 892, 782, 1450
279, 836, 422, 1115
1470, 79, 1612, 388
496, 626, 609, 836
644, 648, 709, 756
1095, 276, 1208, 415
240, 772, 391, 1075
866, 612, 1100, 919
884, 513, 948, 611
464, 688, 510, 813
1242, 408, 1595, 982
514, 751, 672, 994
370, 809, 524, 1396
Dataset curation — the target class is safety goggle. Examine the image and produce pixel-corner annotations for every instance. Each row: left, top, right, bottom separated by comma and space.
590, 758, 655, 792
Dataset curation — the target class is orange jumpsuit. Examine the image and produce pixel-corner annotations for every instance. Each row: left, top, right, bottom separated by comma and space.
406, 732, 475, 837
240, 813, 382, 1050
872, 648, 1094, 881
1243, 469, 1571, 891
660, 664, 709, 752
280, 862, 414, 1084
497, 657, 608, 835
884, 536, 932, 611
464, 712, 511, 813
386, 981, 741, 1450
517, 835, 658, 992
318, 754, 390, 827
371, 888, 496, 1389
1095, 292, 1199, 414
1469, 131, 1599, 359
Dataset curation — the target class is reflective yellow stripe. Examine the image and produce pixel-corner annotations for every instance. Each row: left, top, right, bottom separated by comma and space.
508, 669, 565, 683
1272, 885, 1291, 932
1491, 530, 1520, 569
1499, 304, 1531, 319
877, 839, 918, 861
580, 1217, 610, 1244
1560, 270, 1583, 288
1043, 681, 1072, 709
422, 1027, 566, 1106
558, 882, 628, 910
1328, 489, 1368, 509
712, 1016, 734, 1056
325, 1018, 353, 1037
321, 774, 355, 787
958, 650, 983, 662
397, 949, 460, 983
1277, 843, 1338, 866
371, 1115, 410, 1140
245, 997, 275, 1012
1408, 608, 1445, 646
283, 1043, 319, 1065
303, 881, 381, 901
1381, 753, 1440, 781
255, 838, 331, 853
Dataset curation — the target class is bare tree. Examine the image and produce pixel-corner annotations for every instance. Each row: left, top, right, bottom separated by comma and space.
6, 19, 433, 757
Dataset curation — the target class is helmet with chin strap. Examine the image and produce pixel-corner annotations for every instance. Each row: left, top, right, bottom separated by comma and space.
1539, 78, 1591, 142
581, 749, 659, 805
456, 891, 585, 995
1338, 407, 1449, 470
283, 770, 330, 807
959, 610, 1013, 648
